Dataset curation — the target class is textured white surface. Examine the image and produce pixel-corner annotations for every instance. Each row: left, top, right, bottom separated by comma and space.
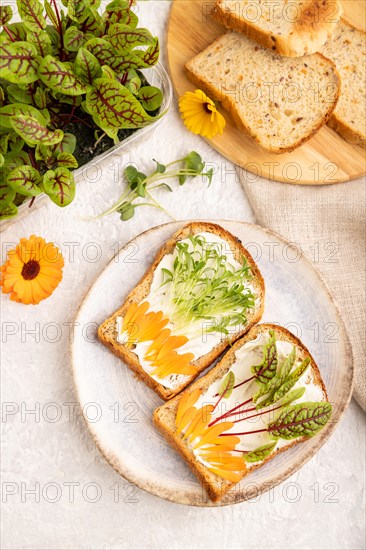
1, 2, 365, 549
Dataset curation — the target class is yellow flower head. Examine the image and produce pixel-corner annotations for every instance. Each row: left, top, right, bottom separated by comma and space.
1, 236, 64, 305
179, 90, 226, 139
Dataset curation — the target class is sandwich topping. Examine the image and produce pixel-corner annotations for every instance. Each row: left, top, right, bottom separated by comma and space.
174, 330, 332, 481
116, 232, 257, 389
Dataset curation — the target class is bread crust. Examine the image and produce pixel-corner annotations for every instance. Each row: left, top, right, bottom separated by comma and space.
186, 47, 340, 154
324, 20, 366, 148
212, 0, 343, 57
327, 113, 366, 148
153, 323, 328, 502
98, 222, 265, 400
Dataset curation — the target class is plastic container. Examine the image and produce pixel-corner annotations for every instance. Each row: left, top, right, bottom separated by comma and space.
1, 63, 173, 232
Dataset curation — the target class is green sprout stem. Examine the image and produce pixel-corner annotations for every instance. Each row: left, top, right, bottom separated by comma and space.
93, 151, 214, 222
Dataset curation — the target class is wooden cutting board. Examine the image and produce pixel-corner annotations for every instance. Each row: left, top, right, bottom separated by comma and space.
167, 0, 366, 184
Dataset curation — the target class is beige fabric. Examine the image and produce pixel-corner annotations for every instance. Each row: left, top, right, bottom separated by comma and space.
239, 170, 366, 410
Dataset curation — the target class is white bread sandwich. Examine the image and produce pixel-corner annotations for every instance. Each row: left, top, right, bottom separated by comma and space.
186, 31, 340, 153
212, 0, 343, 57
322, 19, 366, 147
98, 222, 265, 400
154, 324, 332, 502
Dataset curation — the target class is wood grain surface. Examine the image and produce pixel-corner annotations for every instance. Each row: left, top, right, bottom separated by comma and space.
167, 0, 366, 184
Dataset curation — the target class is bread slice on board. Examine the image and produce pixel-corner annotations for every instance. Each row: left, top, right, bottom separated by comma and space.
186, 31, 340, 153
212, 0, 343, 57
98, 222, 265, 400
322, 19, 366, 147
153, 324, 330, 502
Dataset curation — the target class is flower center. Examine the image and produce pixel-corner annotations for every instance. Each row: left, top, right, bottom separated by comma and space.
203, 102, 213, 114
21, 260, 41, 281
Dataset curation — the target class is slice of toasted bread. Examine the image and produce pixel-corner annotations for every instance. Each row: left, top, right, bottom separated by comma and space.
153, 324, 329, 502
186, 32, 340, 153
322, 19, 366, 147
212, 0, 343, 57
98, 222, 265, 400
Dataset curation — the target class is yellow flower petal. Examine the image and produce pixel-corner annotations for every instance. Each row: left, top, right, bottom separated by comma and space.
179, 89, 226, 138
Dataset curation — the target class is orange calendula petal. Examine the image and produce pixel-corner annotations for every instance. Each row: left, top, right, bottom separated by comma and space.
210, 436, 241, 447
176, 388, 202, 427
193, 422, 234, 449
176, 406, 197, 434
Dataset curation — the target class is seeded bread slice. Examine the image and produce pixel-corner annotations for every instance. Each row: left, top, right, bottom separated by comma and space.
322, 19, 366, 147
153, 324, 328, 503
98, 222, 265, 401
186, 31, 340, 153
212, 0, 343, 57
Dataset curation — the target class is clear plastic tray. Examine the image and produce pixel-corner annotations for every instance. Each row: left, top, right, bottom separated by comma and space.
1, 63, 173, 231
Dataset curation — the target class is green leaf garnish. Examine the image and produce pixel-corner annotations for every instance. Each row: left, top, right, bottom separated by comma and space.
268, 402, 332, 440
218, 371, 235, 399
243, 442, 277, 463
251, 330, 278, 385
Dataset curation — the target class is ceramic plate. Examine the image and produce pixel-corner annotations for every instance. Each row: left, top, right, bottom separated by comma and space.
71, 221, 354, 506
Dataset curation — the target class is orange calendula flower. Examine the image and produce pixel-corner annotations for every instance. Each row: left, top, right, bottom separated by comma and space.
175, 389, 245, 482
1, 236, 64, 305
122, 301, 197, 378
179, 90, 226, 138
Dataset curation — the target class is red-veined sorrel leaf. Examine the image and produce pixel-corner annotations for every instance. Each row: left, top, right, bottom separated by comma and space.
0, 153, 3, 167
64, 26, 85, 52
7, 165, 42, 196
0, 104, 48, 129
39, 56, 88, 96
8, 133, 25, 153
138, 86, 163, 111
107, 23, 154, 52
10, 115, 63, 146
218, 371, 235, 399
2, 151, 30, 174
35, 143, 56, 168
0, 41, 39, 84
104, 2, 138, 29
86, 77, 157, 129
57, 152, 78, 168
56, 133, 76, 154
6, 84, 33, 105
43, 0, 58, 28
0, 5, 13, 26
2, 151, 30, 177
34, 87, 47, 109
268, 402, 332, 439
243, 442, 277, 463
67, 0, 91, 23
26, 30, 52, 56
125, 69, 141, 95
131, 37, 159, 68
251, 330, 278, 385
0, 134, 9, 154
85, 38, 127, 72
16, 0, 46, 33
101, 65, 115, 79
0, 182, 16, 205
82, 10, 104, 37
43, 167, 75, 207
74, 48, 101, 84
0, 202, 17, 220
1, 22, 27, 42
